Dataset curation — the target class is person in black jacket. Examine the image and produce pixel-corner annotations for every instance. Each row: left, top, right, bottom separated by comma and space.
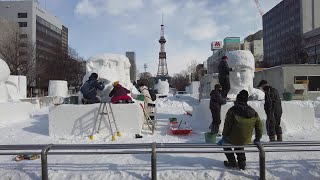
209, 84, 227, 134
257, 80, 283, 141
218, 56, 232, 98
82, 73, 105, 104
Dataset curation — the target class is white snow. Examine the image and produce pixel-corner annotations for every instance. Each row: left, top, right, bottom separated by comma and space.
0, 58, 10, 102
49, 103, 144, 137
6, 75, 27, 100
154, 80, 169, 95
0, 94, 320, 179
48, 80, 68, 97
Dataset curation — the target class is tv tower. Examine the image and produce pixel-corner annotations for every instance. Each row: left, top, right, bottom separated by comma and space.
156, 15, 168, 77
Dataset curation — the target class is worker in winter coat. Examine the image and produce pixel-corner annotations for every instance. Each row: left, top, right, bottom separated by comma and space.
218, 55, 232, 98
209, 84, 227, 134
81, 73, 105, 104
109, 81, 133, 103
139, 82, 155, 117
220, 90, 263, 170
257, 80, 283, 141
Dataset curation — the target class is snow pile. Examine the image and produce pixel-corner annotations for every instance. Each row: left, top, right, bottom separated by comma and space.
0, 58, 10, 103
83, 53, 139, 101
314, 97, 320, 118
154, 79, 169, 95
6, 75, 27, 100
0, 102, 34, 125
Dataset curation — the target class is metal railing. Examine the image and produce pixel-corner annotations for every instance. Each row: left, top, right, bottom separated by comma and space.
0, 141, 320, 180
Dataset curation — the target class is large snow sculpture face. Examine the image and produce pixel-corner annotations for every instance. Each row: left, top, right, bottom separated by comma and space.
0, 59, 10, 102
82, 54, 135, 101
226, 50, 263, 99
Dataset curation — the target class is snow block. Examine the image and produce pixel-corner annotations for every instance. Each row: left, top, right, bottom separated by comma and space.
192, 100, 315, 134
6, 75, 27, 100
0, 102, 34, 124
49, 103, 144, 137
48, 80, 68, 97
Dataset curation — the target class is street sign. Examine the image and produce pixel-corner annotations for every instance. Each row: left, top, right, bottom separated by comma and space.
211, 41, 222, 50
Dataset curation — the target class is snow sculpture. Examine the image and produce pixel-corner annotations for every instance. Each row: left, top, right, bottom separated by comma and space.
225, 50, 264, 100
154, 79, 169, 95
83, 53, 139, 101
48, 80, 68, 97
6, 76, 27, 100
0, 58, 10, 103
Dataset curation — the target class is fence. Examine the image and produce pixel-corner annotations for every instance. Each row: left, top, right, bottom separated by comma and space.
0, 141, 320, 180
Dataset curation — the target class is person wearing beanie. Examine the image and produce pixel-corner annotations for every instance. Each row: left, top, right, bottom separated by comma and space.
80, 73, 105, 104
257, 80, 283, 142
109, 81, 133, 103
218, 55, 232, 98
219, 89, 262, 170
209, 84, 227, 135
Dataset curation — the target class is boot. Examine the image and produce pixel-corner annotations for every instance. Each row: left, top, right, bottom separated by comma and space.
269, 136, 276, 142
277, 134, 283, 141
238, 161, 246, 170
224, 161, 237, 168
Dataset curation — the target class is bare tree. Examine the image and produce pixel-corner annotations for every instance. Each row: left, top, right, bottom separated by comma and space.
170, 71, 190, 91
281, 33, 308, 64
138, 72, 154, 88
254, 54, 264, 68
0, 17, 39, 86
63, 46, 86, 87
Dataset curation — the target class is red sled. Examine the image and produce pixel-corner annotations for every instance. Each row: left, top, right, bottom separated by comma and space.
170, 127, 192, 135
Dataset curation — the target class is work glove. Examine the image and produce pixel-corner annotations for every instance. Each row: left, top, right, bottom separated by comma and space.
253, 139, 260, 144
217, 137, 225, 146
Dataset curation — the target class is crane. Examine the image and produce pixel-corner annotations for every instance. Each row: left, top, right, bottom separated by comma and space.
254, 0, 264, 16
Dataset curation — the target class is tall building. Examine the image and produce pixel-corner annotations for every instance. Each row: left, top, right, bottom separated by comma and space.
241, 30, 263, 61
263, 0, 320, 65
0, 0, 68, 88
125, 51, 137, 82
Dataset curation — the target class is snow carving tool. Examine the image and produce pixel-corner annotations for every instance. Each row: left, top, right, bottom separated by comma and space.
90, 102, 121, 141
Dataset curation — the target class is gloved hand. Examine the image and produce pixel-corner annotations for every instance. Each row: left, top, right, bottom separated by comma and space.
253, 139, 260, 144
217, 137, 225, 146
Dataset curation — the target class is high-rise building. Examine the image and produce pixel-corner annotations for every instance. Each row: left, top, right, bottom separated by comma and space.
263, 0, 320, 65
125, 51, 137, 82
0, 0, 68, 88
241, 30, 263, 61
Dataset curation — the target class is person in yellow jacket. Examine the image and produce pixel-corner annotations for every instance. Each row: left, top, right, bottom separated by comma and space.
219, 90, 263, 170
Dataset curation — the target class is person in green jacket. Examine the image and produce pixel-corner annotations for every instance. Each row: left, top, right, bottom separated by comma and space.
219, 90, 263, 170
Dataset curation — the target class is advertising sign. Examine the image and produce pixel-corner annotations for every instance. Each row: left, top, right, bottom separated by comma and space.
211, 41, 222, 50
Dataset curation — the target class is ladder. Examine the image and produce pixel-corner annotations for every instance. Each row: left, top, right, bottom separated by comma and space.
89, 102, 121, 141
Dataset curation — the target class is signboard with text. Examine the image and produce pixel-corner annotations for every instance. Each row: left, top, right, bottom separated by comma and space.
211, 41, 222, 51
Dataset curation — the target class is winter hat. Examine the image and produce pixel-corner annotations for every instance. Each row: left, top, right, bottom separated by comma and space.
90, 73, 98, 80
214, 84, 222, 90
236, 90, 249, 103
139, 82, 145, 87
257, 80, 268, 88
222, 55, 228, 60
113, 81, 119, 86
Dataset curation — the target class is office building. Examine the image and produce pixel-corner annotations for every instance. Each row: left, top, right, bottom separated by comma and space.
263, 0, 320, 65
0, 0, 68, 88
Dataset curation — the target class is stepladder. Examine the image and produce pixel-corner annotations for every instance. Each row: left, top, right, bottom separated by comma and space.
90, 102, 121, 141
139, 103, 156, 134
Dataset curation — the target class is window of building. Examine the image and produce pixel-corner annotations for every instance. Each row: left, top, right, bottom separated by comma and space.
18, 13, 27, 18
19, 34, 28, 39
18, 22, 27, 27
294, 76, 320, 91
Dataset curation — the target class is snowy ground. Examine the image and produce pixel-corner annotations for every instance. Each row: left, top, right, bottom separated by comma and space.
0, 95, 320, 179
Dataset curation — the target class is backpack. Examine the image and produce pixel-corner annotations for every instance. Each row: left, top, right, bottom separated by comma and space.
148, 89, 157, 101
80, 80, 94, 95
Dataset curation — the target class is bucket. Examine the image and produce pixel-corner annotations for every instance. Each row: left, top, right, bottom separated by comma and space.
204, 132, 217, 143
137, 94, 145, 101
283, 92, 292, 101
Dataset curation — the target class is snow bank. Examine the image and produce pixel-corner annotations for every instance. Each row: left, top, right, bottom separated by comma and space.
192, 100, 315, 134
154, 80, 169, 95
49, 103, 144, 138
0, 102, 34, 125
314, 97, 320, 118
5, 75, 27, 100
48, 80, 68, 97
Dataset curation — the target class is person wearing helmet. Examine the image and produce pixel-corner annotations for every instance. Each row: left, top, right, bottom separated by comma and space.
109, 81, 134, 103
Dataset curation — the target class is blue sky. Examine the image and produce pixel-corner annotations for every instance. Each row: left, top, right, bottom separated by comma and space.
37, 0, 281, 76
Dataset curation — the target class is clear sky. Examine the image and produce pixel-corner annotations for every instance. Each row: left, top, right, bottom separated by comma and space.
37, 0, 281, 76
